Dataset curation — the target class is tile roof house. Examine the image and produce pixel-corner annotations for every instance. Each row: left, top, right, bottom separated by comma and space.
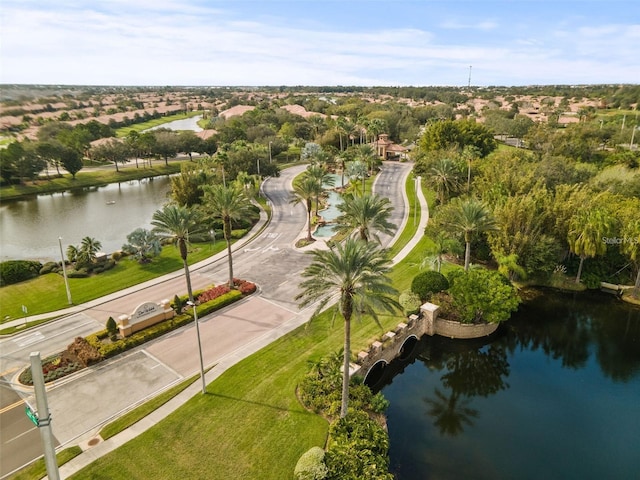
374, 134, 409, 160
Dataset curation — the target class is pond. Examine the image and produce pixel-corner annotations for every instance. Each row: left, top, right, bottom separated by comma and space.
0, 177, 172, 261
378, 289, 640, 479
145, 115, 203, 132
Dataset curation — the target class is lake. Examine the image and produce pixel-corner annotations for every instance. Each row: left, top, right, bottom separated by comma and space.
0, 176, 172, 261
379, 289, 640, 480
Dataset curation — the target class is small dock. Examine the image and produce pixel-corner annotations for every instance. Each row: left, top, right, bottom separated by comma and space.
600, 282, 631, 297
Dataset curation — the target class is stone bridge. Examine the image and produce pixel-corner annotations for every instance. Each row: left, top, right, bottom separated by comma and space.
351, 302, 499, 385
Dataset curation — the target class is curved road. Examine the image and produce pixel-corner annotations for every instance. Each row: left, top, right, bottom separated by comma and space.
0, 162, 415, 477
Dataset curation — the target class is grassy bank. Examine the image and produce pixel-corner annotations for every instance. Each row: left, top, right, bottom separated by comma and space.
0, 241, 225, 322
0, 163, 185, 201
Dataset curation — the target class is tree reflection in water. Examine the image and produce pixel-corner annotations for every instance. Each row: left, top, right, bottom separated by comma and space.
419, 340, 509, 436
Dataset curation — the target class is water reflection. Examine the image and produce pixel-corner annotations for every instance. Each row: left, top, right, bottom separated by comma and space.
381, 290, 640, 479
0, 177, 172, 261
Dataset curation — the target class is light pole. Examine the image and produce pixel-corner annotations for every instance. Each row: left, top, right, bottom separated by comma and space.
58, 237, 72, 305
414, 176, 421, 226
29, 352, 60, 480
268, 141, 272, 163
187, 300, 206, 394
256, 157, 261, 176
210, 229, 216, 252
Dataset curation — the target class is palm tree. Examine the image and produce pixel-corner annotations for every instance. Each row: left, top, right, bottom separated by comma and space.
66, 244, 79, 263
421, 226, 462, 273
345, 160, 368, 195
203, 183, 253, 287
291, 173, 323, 241
335, 193, 396, 244
568, 208, 616, 284
428, 157, 462, 205
305, 163, 334, 216
78, 236, 102, 264
447, 197, 497, 271
151, 204, 206, 300
296, 238, 399, 418
355, 144, 380, 176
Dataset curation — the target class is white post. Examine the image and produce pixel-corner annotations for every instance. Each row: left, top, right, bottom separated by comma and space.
268, 141, 272, 163
630, 126, 637, 150
58, 237, 72, 305
187, 301, 206, 394
30, 352, 60, 480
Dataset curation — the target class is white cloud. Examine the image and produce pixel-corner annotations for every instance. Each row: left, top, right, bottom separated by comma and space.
1, 1, 638, 86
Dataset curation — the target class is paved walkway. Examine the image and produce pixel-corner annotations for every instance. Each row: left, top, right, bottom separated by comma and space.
48, 168, 429, 478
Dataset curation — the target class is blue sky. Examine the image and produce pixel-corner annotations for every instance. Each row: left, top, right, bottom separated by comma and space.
1, 0, 638, 86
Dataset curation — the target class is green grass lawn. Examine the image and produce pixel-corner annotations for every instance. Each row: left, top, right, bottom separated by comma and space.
0, 242, 224, 321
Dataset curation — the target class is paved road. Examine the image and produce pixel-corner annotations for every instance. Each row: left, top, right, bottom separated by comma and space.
0, 162, 416, 478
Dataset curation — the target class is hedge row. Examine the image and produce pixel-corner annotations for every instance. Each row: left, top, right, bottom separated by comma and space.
0, 260, 42, 286
87, 290, 243, 360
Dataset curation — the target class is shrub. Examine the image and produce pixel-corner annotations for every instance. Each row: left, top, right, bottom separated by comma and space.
66, 337, 102, 366
411, 271, 449, 302
230, 228, 248, 239
111, 251, 123, 262
172, 294, 185, 314
67, 269, 89, 278
398, 290, 421, 315
234, 278, 257, 294
197, 285, 231, 303
325, 410, 393, 480
39, 261, 60, 275
449, 268, 520, 324
294, 447, 328, 480
106, 317, 118, 338
0, 260, 42, 286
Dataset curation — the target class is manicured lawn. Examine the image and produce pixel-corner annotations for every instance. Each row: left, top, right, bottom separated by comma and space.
0, 242, 224, 321
9, 446, 82, 480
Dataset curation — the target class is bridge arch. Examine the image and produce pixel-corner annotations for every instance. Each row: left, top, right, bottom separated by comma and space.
398, 334, 418, 361
363, 359, 388, 388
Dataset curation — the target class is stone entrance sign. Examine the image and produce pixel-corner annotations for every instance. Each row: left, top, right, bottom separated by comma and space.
118, 300, 174, 337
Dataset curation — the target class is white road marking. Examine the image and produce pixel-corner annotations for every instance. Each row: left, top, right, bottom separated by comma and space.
13, 332, 45, 348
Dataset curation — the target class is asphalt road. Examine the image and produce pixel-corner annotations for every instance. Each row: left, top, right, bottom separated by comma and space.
0, 161, 413, 477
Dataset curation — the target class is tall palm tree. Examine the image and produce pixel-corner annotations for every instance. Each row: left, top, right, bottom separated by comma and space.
151, 204, 206, 301
79, 236, 102, 264
345, 160, 368, 195
355, 143, 380, 175
203, 183, 253, 287
428, 157, 462, 205
291, 173, 323, 241
447, 197, 497, 271
568, 208, 616, 284
335, 193, 396, 244
305, 163, 334, 216
296, 238, 399, 418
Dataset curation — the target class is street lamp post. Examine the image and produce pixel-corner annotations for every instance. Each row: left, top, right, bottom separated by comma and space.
414, 176, 421, 226
256, 157, 261, 176
30, 352, 60, 480
58, 237, 72, 305
268, 141, 272, 163
210, 229, 216, 252
187, 300, 207, 394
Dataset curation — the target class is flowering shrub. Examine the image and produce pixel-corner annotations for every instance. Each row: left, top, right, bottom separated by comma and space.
234, 278, 257, 294
197, 285, 231, 303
